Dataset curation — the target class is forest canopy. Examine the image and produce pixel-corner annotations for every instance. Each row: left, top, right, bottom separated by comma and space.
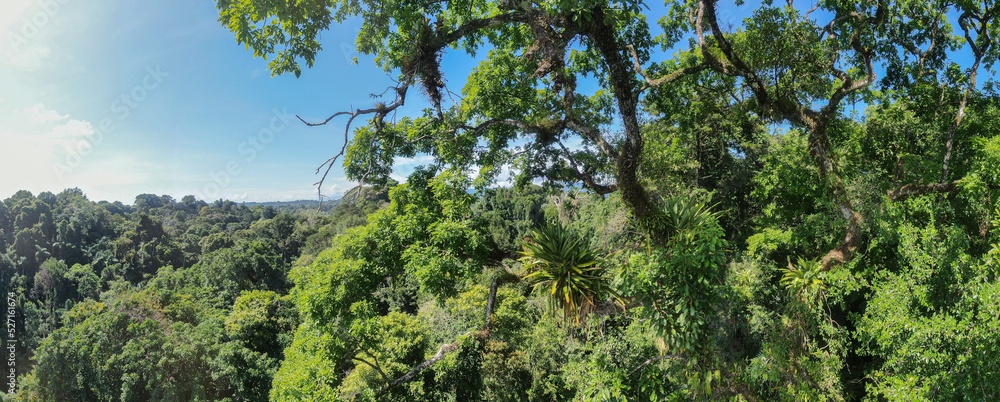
214, 0, 1000, 398
4, 0, 1000, 400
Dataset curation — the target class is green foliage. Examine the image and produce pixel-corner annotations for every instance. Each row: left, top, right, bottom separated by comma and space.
274, 171, 490, 400
22, 289, 229, 401
858, 198, 1000, 399
473, 185, 550, 258
619, 197, 727, 355
192, 240, 289, 306
519, 223, 615, 325
12, 0, 1000, 398
546, 192, 640, 252
0, 190, 333, 401
225, 290, 298, 358
748, 130, 838, 259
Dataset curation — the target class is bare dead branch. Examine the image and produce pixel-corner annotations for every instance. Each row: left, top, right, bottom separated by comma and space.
296, 111, 353, 127
298, 84, 410, 205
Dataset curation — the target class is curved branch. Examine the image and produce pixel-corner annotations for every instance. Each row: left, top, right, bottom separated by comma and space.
375, 331, 472, 397
888, 181, 959, 202
822, 6, 883, 123
943, 6, 996, 183
626, 44, 708, 91
565, 117, 619, 161
437, 11, 532, 46
353, 355, 391, 383
555, 137, 618, 195
580, 5, 667, 240
697, 0, 884, 269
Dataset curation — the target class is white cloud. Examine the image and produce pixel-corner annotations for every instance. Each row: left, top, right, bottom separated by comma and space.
19, 102, 67, 124
1, 0, 72, 71
0, 0, 35, 31
6, 104, 94, 155
51, 118, 92, 136
0, 104, 136, 198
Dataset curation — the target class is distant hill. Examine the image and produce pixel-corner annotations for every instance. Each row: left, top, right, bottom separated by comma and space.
240, 198, 344, 213
239, 186, 389, 213
239, 199, 338, 207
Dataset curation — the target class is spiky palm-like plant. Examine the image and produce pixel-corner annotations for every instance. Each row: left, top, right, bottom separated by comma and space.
519, 223, 615, 325
780, 257, 826, 303
661, 197, 720, 238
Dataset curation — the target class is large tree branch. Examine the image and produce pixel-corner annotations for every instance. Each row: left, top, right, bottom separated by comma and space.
943, 8, 996, 183
888, 181, 959, 202
437, 11, 531, 45
555, 137, 618, 195
913, 11, 945, 80
698, 0, 880, 269
821, 3, 883, 124
700, 0, 772, 106
375, 332, 470, 397
566, 118, 619, 161
580, 6, 670, 241
626, 44, 708, 92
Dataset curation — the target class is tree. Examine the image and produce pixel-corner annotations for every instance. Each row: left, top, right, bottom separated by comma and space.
20, 286, 233, 401
0, 201, 10, 250
215, 0, 703, 243
218, 290, 299, 401
192, 240, 289, 306
216, 0, 998, 264
213, 1, 1000, 399
270, 169, 489, 399
134, 194, 165, 210
472, 185, 549, 259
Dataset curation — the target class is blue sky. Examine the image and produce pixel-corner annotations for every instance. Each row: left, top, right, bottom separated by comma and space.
0, 0, 449, 203
0, 0, 801, 204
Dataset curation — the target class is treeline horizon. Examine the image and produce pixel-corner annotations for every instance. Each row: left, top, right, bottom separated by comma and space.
0, 189, 348, 211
